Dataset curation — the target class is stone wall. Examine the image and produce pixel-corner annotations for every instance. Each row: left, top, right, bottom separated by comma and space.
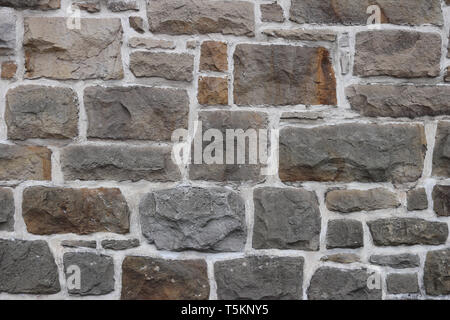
0, 0, 449, 300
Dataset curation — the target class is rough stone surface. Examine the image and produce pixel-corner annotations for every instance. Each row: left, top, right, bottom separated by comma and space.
0, 240, 60, 294
260, 3, 284, 22
106, 0, 137, 11
24, 17, 123, 80
386, 273, 419, 294
308, 267, 382, 300
253, 187, 321, 251
0, 0, 60, 10
326, 219, 364, 249
215, 256, 304, 300
200, 41, 228, 72
73, 0, 100, 12
424, 249, 450, 296
130, 51, 194, 81
0, 144, 52, 181
128, 38, 175, 49
0, 188, 14, 231
22, 186, 130, 235
279, 123, 426, 184
5, 85, 79, 140
347, 85, 450, 118
0, 9, 16, 55
139, 186, 246, 252
84, 86, 189, 141
234, 44, 336, 106
407, 188, 428, 211
129, 16, 144, 33
321, 253, 360, 264
101, 239, 140, 250
432, 185, 450, 217
1, 61, 17, 79
367, 218, 448, 246
262, 28, 336, 41
64, 252, 114, 296
60, 144, 180, 182
198, 77, 228, 105
147, 0, 255, 37
369, 254, 420, 269
326, 188, 400, 213
432, 122, 450, 177
289, 0, 443, 26
353, 31, 441, 78
121, 257, 209, 300
61, 240, 97, 249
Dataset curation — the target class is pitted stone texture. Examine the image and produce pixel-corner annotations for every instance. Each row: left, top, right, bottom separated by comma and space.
215, 256, 304, 300
198, 77, 228, 105
263, 29, 336, 42
189, 110, 269, 183
140, 186, 246, 252
24, 17, 123, 80
85, 86, 189, 141
147, 0, 255, 37
424, 249, 450, 296
23, 186, 130, 235
73, 0, 100, 12
0, 144, 51, 181
432, 185, 450, 217
234, 44, 336, 106
289, 0, 443, 26
130, 52, 194, 82
386, 274, 419, 294
61, 144, 180, 182
367, 218, 448, 246
321, 253, 360, 264
253, 187, 321, 251
369, 254, 420, 269
279, 123, 426, 184
354, 31, 441, 78
407, 188, 428, 211
0, 188, 14, 231
0, 240, 60, 294
121, 257, 209, 300
0, 0, 60, 9
326, 188, 399, 213
64, 253, 114, 296
5, 85, 79, 140
347, 85, 450, 118
432, 122, 450, 177
61, 240, 97, 249
101, 239, 139, 250
260, 3, 284, 22
0, 9, 16, 55
326, 219, 363, 249
200, 41, 228, 72
106, 0, 137, 11
128, 38, 175, 50
308, 267, 382, 300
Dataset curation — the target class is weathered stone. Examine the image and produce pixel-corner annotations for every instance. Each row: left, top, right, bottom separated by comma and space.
130, 52, 194, 82
106, 0, 137, 11
147, 0, 255, 37
279, 123, 426, 184
347, 85, 450, 118
215, 256, 304, 300
24, 17, 123, 80
370, 254, 420, 269
0, 188, 14, 231
253, 187, 321, 251
234, 44, 336, 106
260, 3, 284, 22
0, 9, 15, 55
407, 188, 428, 211
321, 253, 360, 264
0, 240, 60, 294
446, 67, 450, 82
290, 0, 443, 26
64, 253, 114, 296
308, 267, 382, 300
0, 144, 51, 181
128, 38, 175, 49
140, 186, 246, 252
61, 144, 180, 182
129, 16, 144, 33
200, 41, 228, 72
354, 31, 441, 78
1, 61, 17, 79
73, 0, 100, 12
101, 239, 140, 250
121, 257, 209, 300
61, 240, 97, 249
326, 188, 400, 213
5, 85, 79, 140
432, 122, 450, 177
85, 86, 189, 141
424, 248, 450, 296
432, 185, 450, 217
386, 273, 419, 294
198, 77, 228, 105
263, 28, 336, 42
189, 110, 269, 183
23, 186, 130, 235
367, 218, 448, 246
326, 219, 363, 249
0, 0, 60, 9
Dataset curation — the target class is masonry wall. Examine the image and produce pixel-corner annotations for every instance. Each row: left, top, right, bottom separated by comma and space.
0, 0, 449, 300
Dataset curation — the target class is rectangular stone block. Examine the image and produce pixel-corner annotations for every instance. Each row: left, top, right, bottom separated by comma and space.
0, 9, 16, 55
369, 254, 420, 269
424, 249, 450, 296
0, 0, 60, 10
0, 188, 14, 231
263, 29, 337, 42
386, 273, 419, 294
326, 188, 400, 213
432, 122, 450, 178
